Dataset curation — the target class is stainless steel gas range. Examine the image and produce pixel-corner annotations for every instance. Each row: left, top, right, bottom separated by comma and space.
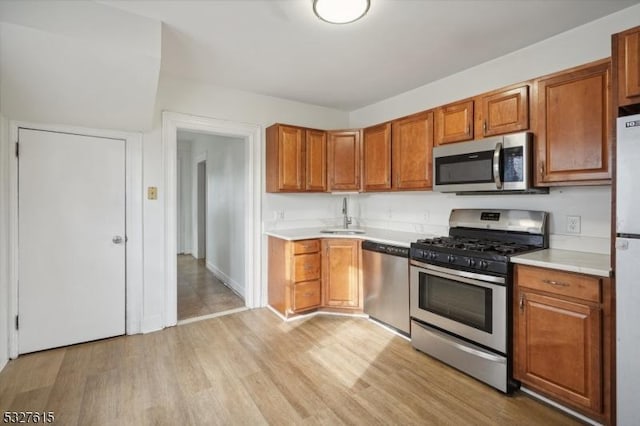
409, 209, 548, 393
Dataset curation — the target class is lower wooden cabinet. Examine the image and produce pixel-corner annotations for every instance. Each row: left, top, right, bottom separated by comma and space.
513, 264, 612, 423
268, 237, 363, 317
268, 237, 322, 317
322, 239, 362, 310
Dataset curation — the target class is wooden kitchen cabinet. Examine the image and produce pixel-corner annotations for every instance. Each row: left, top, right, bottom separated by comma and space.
266, 124, 327, 193
477, 83, 530, 137
305, 129, 327, 191
534, 59, 611, 185
327, 130, 361, 191
268, 237, 321, 317
362, 123, 392, 191
322, 239, 361, 310
391, 111, 434, 190
613, 25, 640, 110
514, 264, 610, 421
435, 99, 474, 145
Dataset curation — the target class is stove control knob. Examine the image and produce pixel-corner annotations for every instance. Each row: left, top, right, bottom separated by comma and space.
479, 260, 489, 269
429, 251, 437, 260
448, 255, 456, 263
467, 258, 476, 267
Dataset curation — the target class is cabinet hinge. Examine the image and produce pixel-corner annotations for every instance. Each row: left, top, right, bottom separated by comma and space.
15, 315, 19, 330
15, 142, 19, 157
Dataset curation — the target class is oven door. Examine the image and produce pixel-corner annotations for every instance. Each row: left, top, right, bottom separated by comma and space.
410, 261, 506, 353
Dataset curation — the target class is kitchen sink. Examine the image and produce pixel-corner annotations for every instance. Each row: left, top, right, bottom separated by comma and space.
320, 228, 366, 235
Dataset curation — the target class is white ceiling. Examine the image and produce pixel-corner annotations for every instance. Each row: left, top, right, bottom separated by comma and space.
108, 0, 638, 111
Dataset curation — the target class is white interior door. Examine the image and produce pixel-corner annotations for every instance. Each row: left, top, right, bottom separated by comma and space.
18, 128, 126, 354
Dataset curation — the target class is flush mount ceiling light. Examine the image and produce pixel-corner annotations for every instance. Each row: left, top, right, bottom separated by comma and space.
313, 0, 370, 24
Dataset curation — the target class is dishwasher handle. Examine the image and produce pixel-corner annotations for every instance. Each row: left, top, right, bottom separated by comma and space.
361, 240, 409, 258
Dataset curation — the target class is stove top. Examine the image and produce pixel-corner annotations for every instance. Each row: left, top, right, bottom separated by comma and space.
410, 209, 549, 276
415, 236, 538, 256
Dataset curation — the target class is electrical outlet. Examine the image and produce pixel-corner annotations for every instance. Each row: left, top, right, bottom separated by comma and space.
567, 215, 581, 234
423, 211, 430, 222
277, 210, 285, 220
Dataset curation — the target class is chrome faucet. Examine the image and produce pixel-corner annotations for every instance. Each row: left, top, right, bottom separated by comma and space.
342, 197, 352, 229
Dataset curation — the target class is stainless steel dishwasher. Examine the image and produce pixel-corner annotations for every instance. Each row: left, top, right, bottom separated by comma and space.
362, 240, 410, 336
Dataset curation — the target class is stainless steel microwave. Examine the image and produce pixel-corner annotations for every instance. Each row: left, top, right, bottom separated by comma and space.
432, 132, 543, 194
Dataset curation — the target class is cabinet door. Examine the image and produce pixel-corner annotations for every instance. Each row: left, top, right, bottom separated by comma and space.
392, 111, 434, 190
616, 26, 640, 108
322, 239, 360, 308
266, 124, 304, 192
435, 100, 474, 145
305, 129, 327, 191
515, 290, 602, 413
327, 130, 361, 191
479, 85, 529, 137
535, 60, 611, 185
362, 123, 392, 191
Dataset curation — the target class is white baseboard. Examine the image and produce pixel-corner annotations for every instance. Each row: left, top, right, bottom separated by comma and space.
520, 387, 601, 426
141, 314, 164, 334
205, 261, 245, 299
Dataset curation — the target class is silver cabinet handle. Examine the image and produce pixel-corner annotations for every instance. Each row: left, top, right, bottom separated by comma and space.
112, 235, 124, 244
493, 142, 503, 190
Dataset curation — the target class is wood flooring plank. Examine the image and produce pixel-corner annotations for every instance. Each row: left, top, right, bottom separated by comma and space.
0, 309, 583, 426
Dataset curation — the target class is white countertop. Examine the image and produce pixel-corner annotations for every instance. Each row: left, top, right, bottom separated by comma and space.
511, 249, 611, 277
264, 227, 436, 247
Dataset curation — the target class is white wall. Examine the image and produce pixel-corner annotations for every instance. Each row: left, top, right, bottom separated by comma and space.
0, 113, 9, 370
177, 140, 192, 254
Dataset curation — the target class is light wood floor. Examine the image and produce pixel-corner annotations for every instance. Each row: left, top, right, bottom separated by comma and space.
0, 309, 580, 425
177, 255, 245, 320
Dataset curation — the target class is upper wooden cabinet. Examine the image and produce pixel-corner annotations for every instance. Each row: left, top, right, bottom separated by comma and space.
362, 123, 392, 191
613, 25, 640, 109
435, 99, 474, 145
327, 130, 361, 191
477, 84, 530, 137
266, 124, 327, 193
322, 239, 361, 310
392, 111, 434, 190
534, 59, 611, 185
305, 129, 327, 191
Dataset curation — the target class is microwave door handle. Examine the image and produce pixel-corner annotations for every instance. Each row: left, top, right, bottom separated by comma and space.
493, 142, 503, 190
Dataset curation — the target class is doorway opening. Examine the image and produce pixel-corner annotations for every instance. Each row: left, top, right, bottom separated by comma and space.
163, 111, 263, 328
176, 131, 246, 322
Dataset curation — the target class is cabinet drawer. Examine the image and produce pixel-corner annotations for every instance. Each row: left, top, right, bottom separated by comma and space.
292, 280, 321, 312
293, 239, 320, 254
516, 265, 601, 303
294, 253, 320, 282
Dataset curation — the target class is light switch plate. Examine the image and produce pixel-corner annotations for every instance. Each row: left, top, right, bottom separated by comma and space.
148, 187, 158, 200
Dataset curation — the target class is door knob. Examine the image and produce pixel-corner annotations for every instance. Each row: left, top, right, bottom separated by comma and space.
112, 236, 124, 244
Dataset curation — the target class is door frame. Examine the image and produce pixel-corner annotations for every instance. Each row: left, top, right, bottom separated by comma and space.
162, 111, 262, 327
8, 121, 143, 359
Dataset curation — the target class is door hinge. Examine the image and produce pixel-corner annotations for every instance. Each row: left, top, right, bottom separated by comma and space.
15, 142, 19, 157
15, 315, 19, 330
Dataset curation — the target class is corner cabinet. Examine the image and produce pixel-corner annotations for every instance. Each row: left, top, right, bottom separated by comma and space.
321, 239, 361, 310
613, 25, 640, 109
514, 264, 613, 424
268, 237, 322, 317
327, 130, 361, 191
391, 111, 434, 190
534, 59, 611, 185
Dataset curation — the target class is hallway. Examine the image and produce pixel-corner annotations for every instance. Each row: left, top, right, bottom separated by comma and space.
177, 255, 245, 321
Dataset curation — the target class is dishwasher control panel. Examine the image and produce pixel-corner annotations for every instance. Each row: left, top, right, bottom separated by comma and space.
362, 241, 409, 258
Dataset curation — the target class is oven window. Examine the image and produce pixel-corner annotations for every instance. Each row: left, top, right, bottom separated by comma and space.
419, 273, 493, 333
435, 150, 495, 185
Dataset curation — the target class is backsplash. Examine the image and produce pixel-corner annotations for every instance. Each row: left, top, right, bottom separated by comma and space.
263, 186, 611, 254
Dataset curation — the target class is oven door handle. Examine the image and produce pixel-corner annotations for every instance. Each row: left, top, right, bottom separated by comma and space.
411, 261, 505, 285
493, 142, 503, 190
